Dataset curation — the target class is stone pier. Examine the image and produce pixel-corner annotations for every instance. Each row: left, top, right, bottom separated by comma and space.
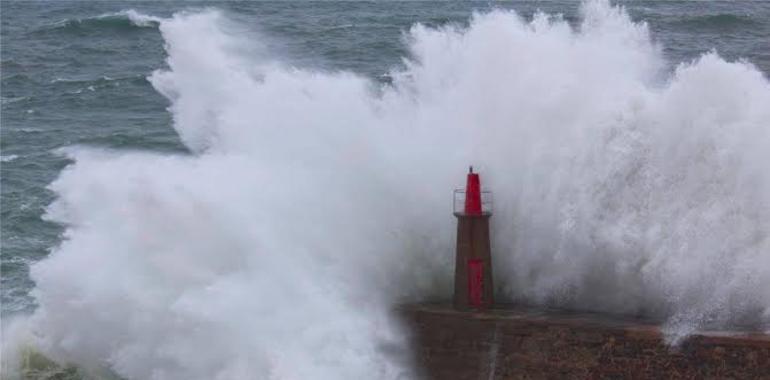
399, 304, 770, 379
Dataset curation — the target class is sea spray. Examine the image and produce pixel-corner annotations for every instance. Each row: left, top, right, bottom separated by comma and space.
7, 0, 770, 377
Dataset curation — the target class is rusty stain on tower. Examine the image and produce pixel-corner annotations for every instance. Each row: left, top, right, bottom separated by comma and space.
453, 167, 493, 310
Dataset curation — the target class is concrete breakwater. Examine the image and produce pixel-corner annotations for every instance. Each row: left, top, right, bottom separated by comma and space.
399, 304, 770, 379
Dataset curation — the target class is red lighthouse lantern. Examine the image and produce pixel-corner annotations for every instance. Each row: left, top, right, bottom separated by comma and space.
464, 167, 482, 216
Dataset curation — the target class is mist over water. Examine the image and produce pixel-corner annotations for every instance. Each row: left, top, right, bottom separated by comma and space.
3, 1, 770, 378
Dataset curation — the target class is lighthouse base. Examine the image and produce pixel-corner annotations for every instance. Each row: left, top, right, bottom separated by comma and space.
453, 214, 493, 310
398, 303, 770, 379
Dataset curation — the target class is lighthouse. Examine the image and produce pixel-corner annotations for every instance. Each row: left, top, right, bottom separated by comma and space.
453, 167, 494, 310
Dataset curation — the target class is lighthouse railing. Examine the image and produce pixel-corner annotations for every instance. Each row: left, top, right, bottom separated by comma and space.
453, 189, 493, 216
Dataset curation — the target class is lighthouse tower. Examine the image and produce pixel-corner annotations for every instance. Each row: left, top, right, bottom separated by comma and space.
453, 167, 494, 310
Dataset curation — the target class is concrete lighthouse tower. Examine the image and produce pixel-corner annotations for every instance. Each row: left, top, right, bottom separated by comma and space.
453, 167, 493, 310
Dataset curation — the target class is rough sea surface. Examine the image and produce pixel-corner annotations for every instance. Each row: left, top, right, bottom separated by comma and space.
1, 1, 769, 379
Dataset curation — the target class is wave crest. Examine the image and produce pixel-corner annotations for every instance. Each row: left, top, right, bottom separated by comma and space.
39, 10, 161, 33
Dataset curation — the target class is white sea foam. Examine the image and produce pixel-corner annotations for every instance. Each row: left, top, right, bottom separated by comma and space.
6, 1, 770, 378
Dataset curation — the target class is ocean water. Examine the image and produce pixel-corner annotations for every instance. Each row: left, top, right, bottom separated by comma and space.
1, 1, 770, 378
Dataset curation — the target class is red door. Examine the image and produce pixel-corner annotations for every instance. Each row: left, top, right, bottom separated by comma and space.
467, 259, 484, 308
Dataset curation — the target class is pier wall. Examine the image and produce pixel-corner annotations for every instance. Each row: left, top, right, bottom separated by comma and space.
399, 304, 770, 379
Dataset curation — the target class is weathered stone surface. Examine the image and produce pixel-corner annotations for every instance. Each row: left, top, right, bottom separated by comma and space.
398, 304, 770, 379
